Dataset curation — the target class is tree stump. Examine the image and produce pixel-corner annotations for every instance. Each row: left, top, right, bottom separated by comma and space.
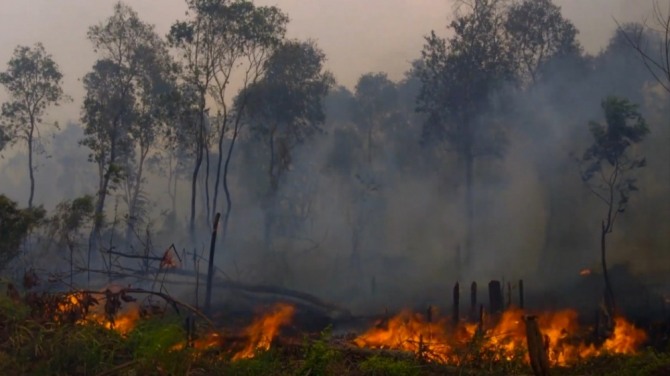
524, 315, 551, 376
488, 280, 503, 315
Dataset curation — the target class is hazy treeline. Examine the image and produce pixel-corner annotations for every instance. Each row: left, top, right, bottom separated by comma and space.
0, 0, 668, 311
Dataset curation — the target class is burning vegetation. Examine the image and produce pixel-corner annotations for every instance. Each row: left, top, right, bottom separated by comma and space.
1, 0, 670, 374
354, 307, 647, 367
3, 274, 661, 376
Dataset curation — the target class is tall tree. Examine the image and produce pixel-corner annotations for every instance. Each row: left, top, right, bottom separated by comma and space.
352, 73, 399, 165
579, 96, 649, 324
168, 0, 286, 237
0, 43, 67, 208
242, 40, 334, 258
416, 0, 515, 269
81, 2, 174, 269
617, 1, 670, 93
168, 0, 219, 236
207, 1, 287, 236
505, 0, 581, 85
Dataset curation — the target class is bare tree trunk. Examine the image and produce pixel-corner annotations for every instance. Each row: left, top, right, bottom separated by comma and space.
464, 152, 474, 269
189, 99, 206, 239
125, 147, 148, 246
27, 120, 36, 208
601, 221, 616, 319
204, 212, 221, 314
212, 115, 227, 226
204, 141, 211, 225
219, 113, 242, 265
167, 153, 178, 215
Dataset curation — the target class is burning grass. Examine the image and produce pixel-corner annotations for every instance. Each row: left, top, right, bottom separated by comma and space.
1, 284, 668, 376
354, 307, 648, 368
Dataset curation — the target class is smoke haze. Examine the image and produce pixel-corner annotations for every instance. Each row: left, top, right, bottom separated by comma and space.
0, 0, 668, 316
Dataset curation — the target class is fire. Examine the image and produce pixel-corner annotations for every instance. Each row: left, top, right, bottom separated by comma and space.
602, 316, 647, 354
56, 290, 139, 334
232, 303, 295, 360
354, 307, 647, 366
57, 291, 295, 361
353, 310, 454, 363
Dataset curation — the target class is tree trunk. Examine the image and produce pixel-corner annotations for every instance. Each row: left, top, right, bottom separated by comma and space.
27, 121, 35, 208
212, 115, 227, 227
125, 147, 148, 246
601, 220, 616, 319
218, 113, 242, 269
189, 99, 206, 239
89, 158, 113, 282
204, 141, 211, 225
464, 152, 475, 269
204, 212, 221, 314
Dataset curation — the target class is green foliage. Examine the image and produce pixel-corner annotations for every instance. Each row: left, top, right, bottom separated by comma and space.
38, 323, 126, 376
298, 326, 339, 376
417, 0, 515, 155
360, 355, 421, 376
0, 42, 68, 207
581, 96, 649, 217
0, 195, 45, 270
0, 293, 128, 376
566, 350, 670, 376
505, 0, 581, 84
126, 316, 190, 373
81, 2, 177, 236
242, 39, 333, 193
0, 43, 65, 143
49, 195, 94, 235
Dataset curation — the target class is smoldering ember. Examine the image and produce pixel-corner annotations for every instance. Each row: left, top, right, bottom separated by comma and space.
0, 0, 669, 375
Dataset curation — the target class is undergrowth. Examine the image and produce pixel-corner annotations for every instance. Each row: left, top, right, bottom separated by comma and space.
1, 292, 669, 375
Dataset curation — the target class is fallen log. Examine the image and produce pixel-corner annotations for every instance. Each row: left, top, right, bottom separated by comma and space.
73, 268, 351, 321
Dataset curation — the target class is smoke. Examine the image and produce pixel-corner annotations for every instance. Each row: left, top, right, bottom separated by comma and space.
0, 1, 668, 318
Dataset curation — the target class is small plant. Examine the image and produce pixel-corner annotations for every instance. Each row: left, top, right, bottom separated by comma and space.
126, 316, 191, 374
298, 326, 339, 376
360, 355, 421, 376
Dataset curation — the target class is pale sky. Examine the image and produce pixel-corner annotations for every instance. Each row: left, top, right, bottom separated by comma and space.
0, 0, 656, 125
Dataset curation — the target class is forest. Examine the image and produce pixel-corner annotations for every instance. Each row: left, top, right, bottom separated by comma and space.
0, 0, 669, 375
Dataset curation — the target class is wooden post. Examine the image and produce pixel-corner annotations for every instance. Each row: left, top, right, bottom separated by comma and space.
524, 315, 551, 376
519, 279, 524, 309
453, 282, 460, 326
204, 212, 221, 314
507, 281, 512, 308
488, 280, 503, 315
470, 281, 477, 320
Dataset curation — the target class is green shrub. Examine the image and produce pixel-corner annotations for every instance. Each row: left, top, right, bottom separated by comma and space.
298, 326, 339, 376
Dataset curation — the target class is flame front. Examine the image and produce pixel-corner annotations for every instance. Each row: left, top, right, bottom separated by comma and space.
353, 310, 454, 363
354, 308, 647, 366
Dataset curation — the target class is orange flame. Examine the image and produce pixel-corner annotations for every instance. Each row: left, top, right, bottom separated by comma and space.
353, 310, 454, 363
354, 307, 647, 366
232, 303, 295, 360
56, 291, 139, 334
